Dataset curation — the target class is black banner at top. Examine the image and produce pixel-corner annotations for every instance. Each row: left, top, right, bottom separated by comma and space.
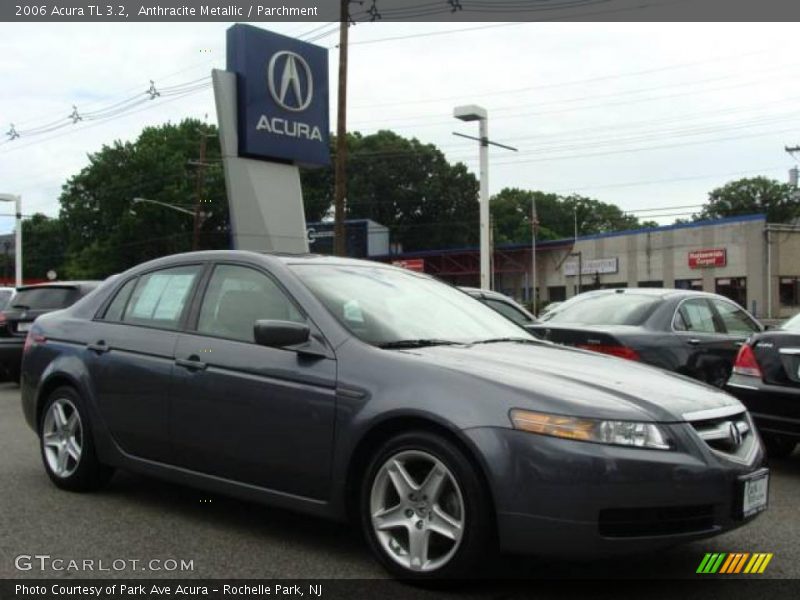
2, 0, 800, 23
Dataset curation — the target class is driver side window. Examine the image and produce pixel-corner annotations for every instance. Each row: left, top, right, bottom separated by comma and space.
197, 264, 304, 343
711, 299, 759, 335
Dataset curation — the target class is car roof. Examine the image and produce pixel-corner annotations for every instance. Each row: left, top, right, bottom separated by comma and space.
459, 286, 514, 302
572, 287, 729, 301
129, 250, 413, 272
16, 280, 101, 291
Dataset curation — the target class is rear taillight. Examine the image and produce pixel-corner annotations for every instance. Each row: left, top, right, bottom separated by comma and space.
23, 332, 45, 354
732, 343, 762, 378
575, 343, 640, 361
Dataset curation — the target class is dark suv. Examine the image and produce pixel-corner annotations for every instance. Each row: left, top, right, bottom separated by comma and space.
0, 281, 100, 381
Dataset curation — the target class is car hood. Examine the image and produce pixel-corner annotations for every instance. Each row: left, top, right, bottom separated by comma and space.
398, 341, 741, 422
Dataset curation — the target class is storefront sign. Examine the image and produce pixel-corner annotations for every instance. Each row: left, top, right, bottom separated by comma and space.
689, 248, 726, 269
393, 259, 425, 272
564, 257, 618, 277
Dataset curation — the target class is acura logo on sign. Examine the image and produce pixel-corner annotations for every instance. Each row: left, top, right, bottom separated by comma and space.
267, 51, 313, 112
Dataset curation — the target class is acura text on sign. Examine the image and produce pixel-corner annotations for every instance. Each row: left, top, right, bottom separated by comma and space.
689, 248, 727, 269
227, 24, 330, 166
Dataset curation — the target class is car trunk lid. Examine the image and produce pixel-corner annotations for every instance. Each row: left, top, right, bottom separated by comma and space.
752, 332, 800, 387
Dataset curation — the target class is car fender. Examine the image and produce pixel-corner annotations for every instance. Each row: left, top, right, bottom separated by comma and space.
34, 348, 117, 463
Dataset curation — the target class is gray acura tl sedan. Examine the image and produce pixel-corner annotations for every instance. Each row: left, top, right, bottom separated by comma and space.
20, 251, 767, 579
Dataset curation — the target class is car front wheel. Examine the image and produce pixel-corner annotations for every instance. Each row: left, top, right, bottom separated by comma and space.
40, 386, 114, 491
360, 431, 493, 579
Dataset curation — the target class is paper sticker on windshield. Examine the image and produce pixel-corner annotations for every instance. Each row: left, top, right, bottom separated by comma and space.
343, 300, 365, 323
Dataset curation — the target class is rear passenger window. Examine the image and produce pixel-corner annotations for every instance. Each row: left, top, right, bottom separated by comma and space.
122, 265, 201, 330
103, 278, 137, 321
197, 264, 304, 343
675, 299, 718, 333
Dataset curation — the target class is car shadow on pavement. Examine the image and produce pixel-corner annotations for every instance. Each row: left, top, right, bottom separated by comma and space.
101, 469, 370, 562
95, 468, 731, 580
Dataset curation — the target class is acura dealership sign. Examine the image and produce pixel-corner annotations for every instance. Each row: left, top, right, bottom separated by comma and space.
226, 24, 330, 166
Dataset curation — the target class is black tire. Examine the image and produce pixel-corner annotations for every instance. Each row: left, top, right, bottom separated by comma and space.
39, 386, 114, 491
762, 434, 797, 459
359, 430, 494, 580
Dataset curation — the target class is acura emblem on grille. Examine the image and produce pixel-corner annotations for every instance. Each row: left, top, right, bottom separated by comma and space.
729, 422, 743, 446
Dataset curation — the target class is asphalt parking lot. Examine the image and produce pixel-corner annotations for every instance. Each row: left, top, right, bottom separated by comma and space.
1, 383, 798, 582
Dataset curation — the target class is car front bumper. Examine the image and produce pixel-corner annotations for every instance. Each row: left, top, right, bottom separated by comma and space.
464, 424, 766, 558
726, 375, 800, 440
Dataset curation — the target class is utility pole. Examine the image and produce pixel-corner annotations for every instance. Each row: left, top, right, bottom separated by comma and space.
192, 133, 207, 251
530, 197, 538, 313
333, 0, 349, 257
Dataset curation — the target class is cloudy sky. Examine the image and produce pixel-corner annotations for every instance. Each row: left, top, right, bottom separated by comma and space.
1, 21, 799, 235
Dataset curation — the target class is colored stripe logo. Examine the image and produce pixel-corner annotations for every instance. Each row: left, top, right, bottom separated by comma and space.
697, 553, 773, 574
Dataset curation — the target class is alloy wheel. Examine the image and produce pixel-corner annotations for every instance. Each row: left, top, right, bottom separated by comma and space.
369, 449, 465, 573
42, 397, 83, 478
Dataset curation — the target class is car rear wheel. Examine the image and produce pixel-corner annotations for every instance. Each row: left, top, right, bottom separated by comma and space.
762, 434, 797, 459
40, 386, 114, 491
359, 431, 494, 579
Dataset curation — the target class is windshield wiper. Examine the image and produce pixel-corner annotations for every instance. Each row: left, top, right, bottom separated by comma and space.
11, 304, 30, 310
470, 337, 539, 345
377, 339, 462, 349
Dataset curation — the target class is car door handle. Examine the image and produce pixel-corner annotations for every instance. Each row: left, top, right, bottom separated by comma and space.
175, 357, 207, 371
686, 338, 701, 346
87, 340, 109, 354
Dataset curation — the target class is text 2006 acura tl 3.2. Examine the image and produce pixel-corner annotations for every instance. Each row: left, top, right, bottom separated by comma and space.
21, 252, 768, 578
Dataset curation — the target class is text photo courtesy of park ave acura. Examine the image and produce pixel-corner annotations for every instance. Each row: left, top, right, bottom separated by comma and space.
2, 0, 800, 597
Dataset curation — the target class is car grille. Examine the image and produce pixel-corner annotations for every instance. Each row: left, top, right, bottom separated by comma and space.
685, 407, 758, 464
599, 505, 716, 537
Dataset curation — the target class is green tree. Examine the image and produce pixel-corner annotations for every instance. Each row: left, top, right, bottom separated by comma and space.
696, 177, 799, 223
22, 213, 68, 279
490, 188, 648, 244
59, 119, 227, 279
300, 130, 479, 250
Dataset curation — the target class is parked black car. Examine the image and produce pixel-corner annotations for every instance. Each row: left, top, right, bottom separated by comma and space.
21, 252, 766, 578
0, 281, 100, 382
531, 288, 762, 388
459, 287, 538, 331
726, 312, 800, 457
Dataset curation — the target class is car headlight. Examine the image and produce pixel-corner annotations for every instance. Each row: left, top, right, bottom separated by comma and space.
510, 409, 671, 450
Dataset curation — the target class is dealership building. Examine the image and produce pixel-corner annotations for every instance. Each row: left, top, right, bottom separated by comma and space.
371, 213, 800, 320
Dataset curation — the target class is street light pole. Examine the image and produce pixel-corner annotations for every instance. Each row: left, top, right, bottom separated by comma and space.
132, 197, 196, 216
0, 193, 22, 287
531, 197, 537, 314
453, 105, 517, 291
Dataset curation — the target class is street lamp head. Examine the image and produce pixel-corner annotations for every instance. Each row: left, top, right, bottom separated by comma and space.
453, 105, 487, 122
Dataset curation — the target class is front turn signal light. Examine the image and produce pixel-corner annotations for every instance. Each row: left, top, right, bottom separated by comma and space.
510, 409, 671, 450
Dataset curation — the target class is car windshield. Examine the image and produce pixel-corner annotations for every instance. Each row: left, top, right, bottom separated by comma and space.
291, 264, 533, 346
782, 313, 800, 332
546, 292, 661, 326
11, 287, 78, 310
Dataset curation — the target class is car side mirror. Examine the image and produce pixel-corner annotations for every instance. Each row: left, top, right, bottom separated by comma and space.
254, 320, 310, 348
